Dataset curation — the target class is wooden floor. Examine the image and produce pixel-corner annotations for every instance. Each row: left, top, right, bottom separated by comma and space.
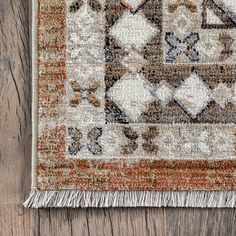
1, 0, 236, 235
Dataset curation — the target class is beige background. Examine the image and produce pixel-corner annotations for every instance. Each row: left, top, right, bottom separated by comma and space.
0, 1, 236, 235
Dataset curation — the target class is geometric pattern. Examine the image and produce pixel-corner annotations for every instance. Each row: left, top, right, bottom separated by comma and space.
109, 11, 158, 50
202, 0, 236, 29
108, 73, 153, 121
105, 0, 236, 124
36, 0, 236, 191
174, 72, 211, 119
165, 32, 200, 63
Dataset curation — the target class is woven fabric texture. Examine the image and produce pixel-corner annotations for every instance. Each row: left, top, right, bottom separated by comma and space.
26, 0, 236, 207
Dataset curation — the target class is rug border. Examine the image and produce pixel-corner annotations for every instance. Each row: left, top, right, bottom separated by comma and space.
31, 0, 38, 189
26, 0, 236, 208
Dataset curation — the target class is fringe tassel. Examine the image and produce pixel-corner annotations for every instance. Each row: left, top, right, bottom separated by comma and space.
24, 190, 236, 208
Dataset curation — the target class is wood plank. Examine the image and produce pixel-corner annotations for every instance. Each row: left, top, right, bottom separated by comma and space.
36, 208, 236, 236
0, 0, 31, 205
164, 208, 236, 236
1, 206, 236, 236
0, 206, 37, 236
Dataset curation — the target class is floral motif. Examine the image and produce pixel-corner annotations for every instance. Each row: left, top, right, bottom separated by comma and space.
165, 32, 200, 62
69, 0, 102, 13
70, 80, 101, 108
121, 126, 159, 155
68, 127, 103, 156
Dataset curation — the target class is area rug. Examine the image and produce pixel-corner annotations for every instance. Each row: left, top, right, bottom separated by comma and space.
24, 0, 236, 208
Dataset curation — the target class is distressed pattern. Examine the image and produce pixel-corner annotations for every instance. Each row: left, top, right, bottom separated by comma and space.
36, 0, 236, 191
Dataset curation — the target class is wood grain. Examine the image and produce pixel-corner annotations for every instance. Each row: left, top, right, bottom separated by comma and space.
0, 0, 236, 235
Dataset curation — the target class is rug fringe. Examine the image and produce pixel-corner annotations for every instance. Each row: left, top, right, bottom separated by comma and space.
23, 190, 236, 208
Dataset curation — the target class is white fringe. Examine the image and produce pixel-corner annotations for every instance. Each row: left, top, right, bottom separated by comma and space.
23, 190, 236, 208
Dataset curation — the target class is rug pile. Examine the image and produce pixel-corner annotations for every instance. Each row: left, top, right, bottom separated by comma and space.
24, 0, 236, 208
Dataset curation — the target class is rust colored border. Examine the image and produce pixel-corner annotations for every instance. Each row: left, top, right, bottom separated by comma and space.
37, 158, 236, 191
35, 0, 236, 191
36, 126, 236, 191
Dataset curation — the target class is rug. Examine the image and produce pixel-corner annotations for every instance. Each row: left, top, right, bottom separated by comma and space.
24, 0, 236, 208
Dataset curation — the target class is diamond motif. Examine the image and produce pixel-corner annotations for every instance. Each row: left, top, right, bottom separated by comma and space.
109, 12, 158, 50
122, 51, 146, 73
154, 80, 173, 106
211, 83, 232, 108
121, 0, 146, 12
174, 72, 211, 118
108, 73, 153, 121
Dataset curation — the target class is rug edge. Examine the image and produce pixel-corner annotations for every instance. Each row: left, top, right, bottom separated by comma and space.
28, 0, 236, 209
23, 190, 236, 208
31, 0, 39, 189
